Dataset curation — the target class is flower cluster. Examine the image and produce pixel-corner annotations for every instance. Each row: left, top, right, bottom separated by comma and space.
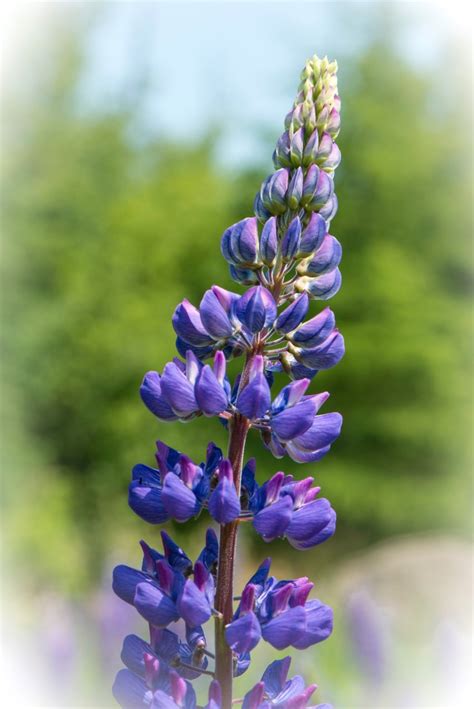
113, 54, 344, 708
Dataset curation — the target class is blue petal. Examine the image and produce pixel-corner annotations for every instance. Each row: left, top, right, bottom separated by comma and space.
134, 582, 180, 627
199, 289, 234, 339
112, 669, 152, 709
208, 477, 240, 524
112, 565, 151, 605
172, 299, 212, 346
129, 480, 169, 524
121, 634, 154, 677
160, 363, 198, 418
261, 605, 306, 650
275, 293, 309, 334
260, 656, 291, 698
225, 611, 262, 654
291, 308, 336, 348
140, 372, 178, 421
291, 413, 343, 451
298, 331, 345, 370
286, 499, 336, 550
194, 365, 229, 416
162, 474, 200, 523
271, 399, 316, 441
291, 599, 333, 649
236, 374, 271, 419
253, 495, 293, 541
177, 580, 212, 627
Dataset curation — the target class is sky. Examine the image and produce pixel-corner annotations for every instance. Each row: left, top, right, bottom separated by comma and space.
2, 1, 472, 166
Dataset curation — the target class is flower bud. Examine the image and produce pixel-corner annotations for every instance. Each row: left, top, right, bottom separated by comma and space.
298, 212, 326, 256
254, 192, 271, 223
319, 193, 338, 224
281, 217, 301, 262
260, 169, 289, 215
295, 268, 342, 300
260, 216, 278, 266
301, 164, 319, 207
306, 170, 333, 210
292, 330, 345, 370
235, 286, 277, 333
302, 129, 319, 166
297, 235, 342, 276
220, 217, 261, 269
287, 167, 303, 209
290, 307, 336, 348
276, 293, 309, 334
289, 128, 304, 166
273, 131, 291, 168
327, 107, 341, 138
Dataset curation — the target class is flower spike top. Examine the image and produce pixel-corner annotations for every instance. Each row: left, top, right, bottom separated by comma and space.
113, 52, 344, 708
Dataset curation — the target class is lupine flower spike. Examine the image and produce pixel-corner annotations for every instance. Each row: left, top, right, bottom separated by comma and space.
113, 53, 344, 708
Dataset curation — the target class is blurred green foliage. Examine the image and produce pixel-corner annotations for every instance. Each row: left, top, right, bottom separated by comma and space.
1, 14, 472, 597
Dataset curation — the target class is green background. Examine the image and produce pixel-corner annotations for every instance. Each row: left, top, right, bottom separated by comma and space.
1, 2, 472, 707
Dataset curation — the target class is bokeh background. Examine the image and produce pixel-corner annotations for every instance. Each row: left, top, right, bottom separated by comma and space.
1, 1, 472, 707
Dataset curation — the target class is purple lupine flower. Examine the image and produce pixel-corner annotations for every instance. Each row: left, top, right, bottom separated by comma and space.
129, 441, 222, 524
140, 351, 230, 421
250, 472, 336, 549
242, 656, 331, 709
113, 660, 196, 709
114, 53, 345, 707
226, 560, 333, 653
235, 373, 342, 463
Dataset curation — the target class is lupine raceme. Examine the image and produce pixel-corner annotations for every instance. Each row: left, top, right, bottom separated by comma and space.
113, 54, 343, 709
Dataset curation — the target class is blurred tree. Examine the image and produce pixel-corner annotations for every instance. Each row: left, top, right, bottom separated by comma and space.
1, 8, 471, 590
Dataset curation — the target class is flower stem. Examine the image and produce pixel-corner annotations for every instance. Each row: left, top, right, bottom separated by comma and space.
214, 411, 251, 706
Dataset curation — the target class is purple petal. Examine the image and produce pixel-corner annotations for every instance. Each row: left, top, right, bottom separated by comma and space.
276, 293, 309, 334
298, 212, 326, 255
140, 372, 178, 421
261, 605, 306, 650
112, 565, 150, 605
260, 216, 277, 265
121, 634, 154, 677
200, 289, 234, 339
162, 474, 200, 522
271, 399, 317, 441
112, 669, 152, 709
236, 373, 271, 419
291, 412, 342, 451
160, 362, 198, 418
305, 235, 342, 276
194, 365, 229, 416
291, 308, 335, 348
235, 286, 277, 333
134, 582, 179, 627
292, 599, 333, 649
285, 442, 332, 464
177, 580, 212, 627
208, 476, 240, 524
261, 656, 291, 698
286, 499, 336, 550
253, 496, 293, 542
225, 611, 262, 654
172, 299, 212, 346
242, 681, 265, 709
281, 217, 301, 261
303, 268, 342, 300
298, 331, 345, 370
129, 480, 169, 524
